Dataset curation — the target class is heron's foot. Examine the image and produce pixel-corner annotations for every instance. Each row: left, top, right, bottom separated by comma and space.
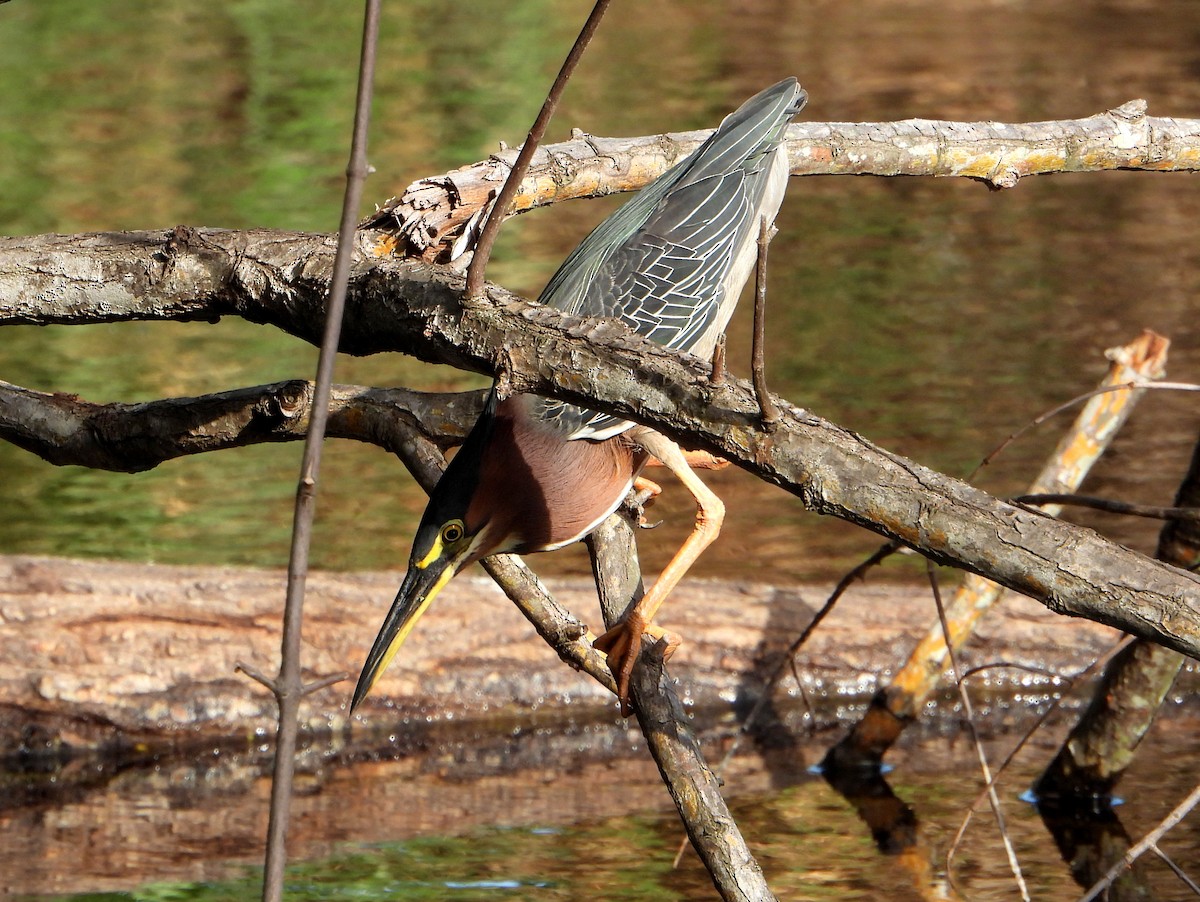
633, 476, 662, 496
594, 612, 680, 715
681, 451, 729, 471
630, 477, 663, 528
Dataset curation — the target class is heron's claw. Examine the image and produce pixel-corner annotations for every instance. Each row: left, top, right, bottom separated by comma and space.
594, 614, 680, 716
595, 616, 642, 715
628, 476, 663, 529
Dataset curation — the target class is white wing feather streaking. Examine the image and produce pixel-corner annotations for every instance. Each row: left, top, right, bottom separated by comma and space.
531, 77, 807, 440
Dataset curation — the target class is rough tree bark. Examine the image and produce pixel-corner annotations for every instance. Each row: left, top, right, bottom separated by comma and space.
1035, 432, 1200, 802
587, 516, 778, 902
4, 227, 1200, 668
7, 83, 1199, 902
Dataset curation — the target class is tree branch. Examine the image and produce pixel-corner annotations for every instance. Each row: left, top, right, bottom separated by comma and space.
587, 515, 777, 901
362, 100, 1200, 259
0, 378, 482, 471
4, 226, 1200, 667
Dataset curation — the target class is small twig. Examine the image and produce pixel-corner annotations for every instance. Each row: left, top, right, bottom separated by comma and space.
1151, 846, 1200, 895
464, 0, 612, 299
1079, 780, 1200, 902
237, 663, 347, 697
751, 215, 779, 427
951, 636, 1134, 847
788, 655, 817, 724
709, 334, 727, 384
958, 661, 1067, 683
1015, 493, 1200, 523
706, 539, 901, 785
971, 380, 1200, 479
301, 671, 349, 696
929, 563, 1030, 902
1151, 845, 1200, 895
235, 661, 277, 692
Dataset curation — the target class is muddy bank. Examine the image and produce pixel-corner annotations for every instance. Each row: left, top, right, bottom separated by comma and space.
1, 553, 1132, 756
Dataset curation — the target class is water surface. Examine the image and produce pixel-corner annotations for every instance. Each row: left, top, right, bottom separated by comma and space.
7, 700, 1200, 900
3, 2, 1200, 899
2, 0, 1198, 582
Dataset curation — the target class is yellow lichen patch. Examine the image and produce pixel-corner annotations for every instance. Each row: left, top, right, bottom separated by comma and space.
942, 147, 1003, 178
371, 233, 401, 257
726, 424, 758, 455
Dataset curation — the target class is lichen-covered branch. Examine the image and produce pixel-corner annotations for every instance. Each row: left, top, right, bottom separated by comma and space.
363, 100, 1200, 259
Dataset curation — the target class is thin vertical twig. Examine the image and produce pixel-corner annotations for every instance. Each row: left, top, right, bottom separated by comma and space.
950, 636, 1134, 852
252, 4, 381, 900
464, 0, 612, 300
929, 563, 1030, 902
1150, 846, 1200, 896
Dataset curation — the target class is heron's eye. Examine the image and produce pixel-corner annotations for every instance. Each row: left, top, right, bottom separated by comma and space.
441, 521, 465, 545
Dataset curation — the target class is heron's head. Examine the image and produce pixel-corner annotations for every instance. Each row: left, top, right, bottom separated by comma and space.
351, 392, 503, 710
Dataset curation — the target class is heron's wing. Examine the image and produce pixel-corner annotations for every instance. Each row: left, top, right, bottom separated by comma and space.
531, 173, 753, 439
593, 170, 755, 350
533, 78, 806, 440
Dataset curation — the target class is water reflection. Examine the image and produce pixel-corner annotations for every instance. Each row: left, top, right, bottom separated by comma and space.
2, 1, 1199, 581
1035, 796, 1158, 900
7, 704, 1200, 900
4, 1, 1200, 899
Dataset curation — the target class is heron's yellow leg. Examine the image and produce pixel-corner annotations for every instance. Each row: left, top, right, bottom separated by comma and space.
596, 428, 725, 713
645, 450, 729, 471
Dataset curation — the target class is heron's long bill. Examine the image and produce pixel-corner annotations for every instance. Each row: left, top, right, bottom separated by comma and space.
350, 560, 455, 710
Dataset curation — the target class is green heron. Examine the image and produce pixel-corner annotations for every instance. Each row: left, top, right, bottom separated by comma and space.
353, 77, 806, 713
